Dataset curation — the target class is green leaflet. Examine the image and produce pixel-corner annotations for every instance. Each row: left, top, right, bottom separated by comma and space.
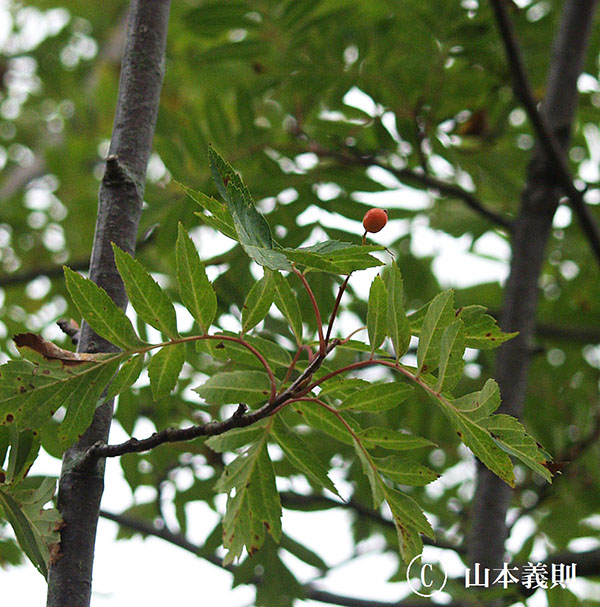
205, 421, 269, 452
195, 370, 272, 406
0, 477, 61, 578
444, 402, 515, 487
272, 271, 303, 345
319, 378, 370, 401
358, 428, 436, 451
112, 244, 179, 339
280, 533, 328, 572
148, 344, 186, 400
384, 486, 434, 561
242, 270, 275, 333
453, 378, 501, 420
483, 414, 552, 482
367, 275, 387, 353
434, 319, 465, 393
181, 184, 238, 242
353, 438, 385, 508
457, 305, 518, 349
64, 267, 145, 351
176, 223, 217, 334
271, 415, 339, 496
409, 303, 517, 349
208, 147, 291, 271
107, 353, 145, 399
0, 351, 119, 444
338, 382, 413, 412
215, 438, 282, 564
196, 332, 292, 370
58, 358, 120, 447
384, 262, 411, 361
5, 428, 40, 485
416, 290, 454, 375
372, 454, 439, 486
292, 402, 359, 446
282, 241, 384, 274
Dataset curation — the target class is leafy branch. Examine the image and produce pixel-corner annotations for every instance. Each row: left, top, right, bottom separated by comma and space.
0, 147, 551, 572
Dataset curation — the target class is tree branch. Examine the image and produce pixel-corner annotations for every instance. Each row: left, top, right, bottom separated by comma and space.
99, 507, 600, 607
46, 3, 171, 606
470, 0, 600, 572
489, 0, 600, 266
98, 509, 467, 607
280, 492, 466, 554
0, 224, 157, 289
313, 144, 513, 231
87, 339, 340, 460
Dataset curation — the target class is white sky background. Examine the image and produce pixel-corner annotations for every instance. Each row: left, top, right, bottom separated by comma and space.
2, 1, 599, 605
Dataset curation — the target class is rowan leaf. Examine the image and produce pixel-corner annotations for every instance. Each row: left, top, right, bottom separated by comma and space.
180, 184, 238, 241
384, 486, 434, 561
196, 332, 291, 370
5, 428, 40, 485
483, 414, 552, 482
242, 270, 275, 333
107, 353, 145, 399
434, 319, 465, 393
384, 263, 411, 361
373, 455, 439, 486
282, 241, 384, 274
148, 344, 186, 400
367, 275, 387, 353
0, 348, 119, 438
417, 290, 454, 375
208, 147, 290, 271
271, 416, 339, 496
195, 370, 272, 406
358, 428, 436, 451
352, 438, 384, 508
112, 244, 179, 339
0, 477, 61, 578
457, 305, 518, 349
215, 438, 281, 564
58, 358, 120, 446
338, 382, 413, 412
272, 271, 303, 345
64, 267, 145, 351
452, 379, 501, 420
205, 421, 269, 453
291, 402, 358, 445
176, 223, 217, 333
446, 405, 515, 487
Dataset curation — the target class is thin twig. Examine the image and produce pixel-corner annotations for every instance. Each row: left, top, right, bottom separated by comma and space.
489, 0, 600, 266
0, 224, 158, 288
292, 265, 326, 355
325, 274, 352, 345
315, 145, 513, 231
99, 508, 469, 607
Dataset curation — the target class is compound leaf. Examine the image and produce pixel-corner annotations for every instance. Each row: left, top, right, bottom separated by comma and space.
64, 267, 145, 351
112, 244, 179, 339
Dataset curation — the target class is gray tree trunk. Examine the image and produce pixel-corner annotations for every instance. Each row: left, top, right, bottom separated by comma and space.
469, 0, 599, 570
46, 2, 171, 605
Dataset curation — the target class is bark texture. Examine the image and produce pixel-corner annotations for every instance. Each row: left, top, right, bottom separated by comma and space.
46, 2, 171, 606
469, 0, 599, 569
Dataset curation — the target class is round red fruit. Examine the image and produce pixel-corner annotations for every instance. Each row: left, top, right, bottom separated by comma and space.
362, 208, 388, 233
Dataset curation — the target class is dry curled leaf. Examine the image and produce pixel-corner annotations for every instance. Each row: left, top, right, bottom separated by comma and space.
13, 333, 99, 366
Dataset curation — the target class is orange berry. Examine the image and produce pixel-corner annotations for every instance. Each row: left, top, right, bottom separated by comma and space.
362, 208, 388, 233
